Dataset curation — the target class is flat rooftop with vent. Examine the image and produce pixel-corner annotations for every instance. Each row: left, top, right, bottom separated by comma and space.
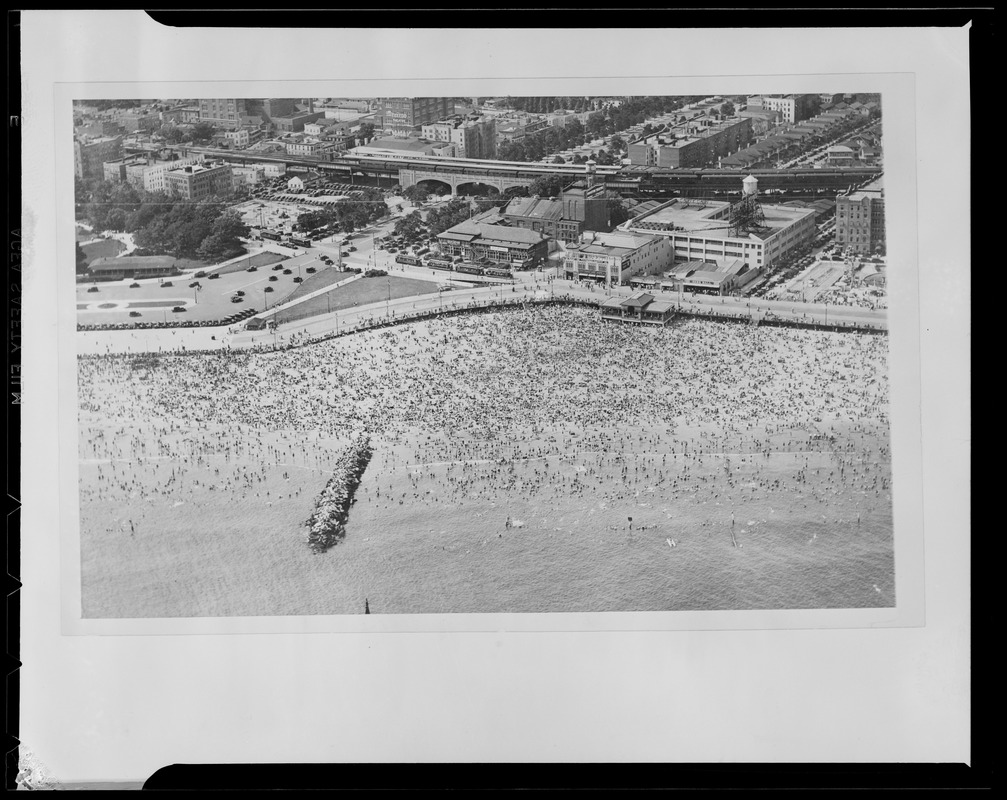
628, 196, 814, 241
622, 175, 817, 270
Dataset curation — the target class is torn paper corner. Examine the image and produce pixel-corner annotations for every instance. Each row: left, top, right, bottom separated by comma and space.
16, 744, 63, 790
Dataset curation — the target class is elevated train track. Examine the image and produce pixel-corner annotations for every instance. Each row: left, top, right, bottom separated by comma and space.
175, 145, 882, 195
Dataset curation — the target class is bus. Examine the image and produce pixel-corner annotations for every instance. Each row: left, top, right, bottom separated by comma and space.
426, 258, 453, 271
288, 236, 313, 248
260, 230, 282, 241
456, 264, 485, 276
395, 254, 421, 266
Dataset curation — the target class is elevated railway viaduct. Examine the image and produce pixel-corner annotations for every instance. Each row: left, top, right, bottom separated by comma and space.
175, 145, 882, 197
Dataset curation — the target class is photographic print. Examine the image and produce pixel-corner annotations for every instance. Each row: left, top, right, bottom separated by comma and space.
70, 91, 894, 619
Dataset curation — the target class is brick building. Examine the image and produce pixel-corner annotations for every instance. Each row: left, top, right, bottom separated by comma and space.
626, 116, 753, 169
164, 162, 233, 200
197, 98, 249, 129
421, 116, 497, 159
502, 182, 610, 243
379, 98, 452, 130
835, 180, 885, 255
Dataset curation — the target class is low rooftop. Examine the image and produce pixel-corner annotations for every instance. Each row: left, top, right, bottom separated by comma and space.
629, 197, 814, 241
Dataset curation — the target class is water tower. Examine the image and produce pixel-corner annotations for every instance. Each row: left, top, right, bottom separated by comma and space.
585, 159, 597, 188
742, 174, 759, 197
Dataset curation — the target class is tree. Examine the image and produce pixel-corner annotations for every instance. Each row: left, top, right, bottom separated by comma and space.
356, 122, 375, 146
552, 155, 565, 164
527, 174, 569, 198
608, 134, 626, 154
394, 210, 425, 237
425, 198, 473, 236
159, 124, 186, 144
720, 102, 736, 117
402, 185, 429, 204
586, 111, 607, 137
606, 192, 630, 228
191, 122, 216, 142
106, 208, 127, 232
211, 208, 251, 242
75, 241, 88, 274
502, 186, 529, 199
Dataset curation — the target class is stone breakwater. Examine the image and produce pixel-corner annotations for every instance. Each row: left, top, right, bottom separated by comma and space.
304, 435, 373, 554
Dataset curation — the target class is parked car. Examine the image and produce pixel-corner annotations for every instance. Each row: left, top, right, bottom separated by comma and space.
129, 311, 142, 317
194, 271, 207, 278
247, 266, 258, 272
172, 306, 186, 312
207, 273, 220, 280
161, 281, 173, 287
235, 290, 245, 297
268, 275, 278, 282
282, 269, 293, 275
264, 286, 274, 293
293, 276, 303, 283
230, 296, 243, 304
129, 282, 140, 288
305, 266, 317, 273
87, 286, 100, 293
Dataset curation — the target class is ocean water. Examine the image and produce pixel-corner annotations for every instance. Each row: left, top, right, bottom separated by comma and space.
77, 309, 894, 617
79, 433, 893, 617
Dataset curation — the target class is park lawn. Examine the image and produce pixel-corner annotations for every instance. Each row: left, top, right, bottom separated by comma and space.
274, 275, 438, 325
81, 238, 125, 264
209, 250, 290, 275
173, 258, 213, 272
281, 267, 354, 304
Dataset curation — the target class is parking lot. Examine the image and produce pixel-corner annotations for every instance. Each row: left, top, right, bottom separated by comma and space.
77, 253, 340, 327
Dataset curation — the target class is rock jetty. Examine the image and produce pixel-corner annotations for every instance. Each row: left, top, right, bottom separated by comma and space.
304, 435, 373, 554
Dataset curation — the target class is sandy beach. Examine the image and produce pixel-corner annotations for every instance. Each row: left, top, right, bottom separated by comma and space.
77, 306, 892, 617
